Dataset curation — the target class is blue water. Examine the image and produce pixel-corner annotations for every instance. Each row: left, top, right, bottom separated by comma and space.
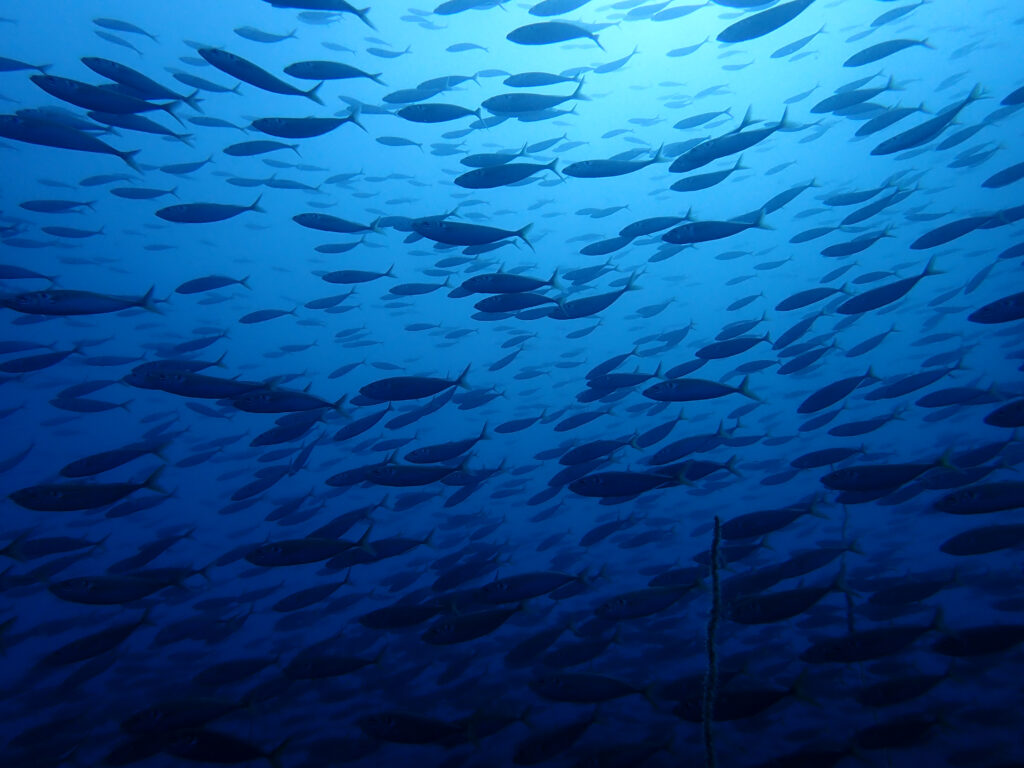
2, 0, 1024, 765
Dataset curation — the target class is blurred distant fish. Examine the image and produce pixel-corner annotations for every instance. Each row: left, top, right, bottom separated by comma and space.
93, 17, 157, 41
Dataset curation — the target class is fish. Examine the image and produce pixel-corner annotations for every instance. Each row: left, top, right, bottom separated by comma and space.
0, 114, 140, 167
234, 26, 296, 44
844, 38, 932, 68
93, 17, 157, 40
9, 466, 164, 511
2, 287, 158, 315
283, 60, 383, 84
156, 196, 264, 223
198, 48, 323, 103
482, 79, 587, 116
968, 291, 1024, 324
507, 21, 604, 50
260, 0, 375, 30
251, 111, 362, 138
644, 376, 757, 402
836, 257, 941, 314
80, 57, 201, 111
872, 84, 984, 155
564, 147, 663, 178
717, 0, 818, 44
411, 217, 533, 249
455, 159, 561, 188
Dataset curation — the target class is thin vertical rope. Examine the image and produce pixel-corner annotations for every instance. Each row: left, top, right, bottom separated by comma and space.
702, 515, 722, 768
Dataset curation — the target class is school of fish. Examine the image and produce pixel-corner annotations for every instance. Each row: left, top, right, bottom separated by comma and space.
1, 0, 1024, 766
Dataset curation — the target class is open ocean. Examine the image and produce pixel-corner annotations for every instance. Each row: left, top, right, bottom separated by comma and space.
2, 0, 1024, 766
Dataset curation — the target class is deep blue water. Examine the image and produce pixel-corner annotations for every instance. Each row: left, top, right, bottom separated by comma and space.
2, 0, 1024, 766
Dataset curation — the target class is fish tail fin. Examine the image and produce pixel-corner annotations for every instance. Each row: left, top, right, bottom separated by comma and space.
517, 223, 534, 251
357, 7, 376, 30
549, 267, 564, 291
547, 157, 563, 181
347, 105, 365, 132
591, 33, 604, 52
923, 255, 943, 276
641, 683, 661, 709
736, 105, 755, 132
267, 738, 293, 768
144, 465, 167, 494
935, 447, 956, 471
571, 77, 589, 102
138, 285, 162, 314
169, 187, 179, 199
119, 149, 142, 171
455, 363, 472, 390
160, 100, 184, 126
777, 106, 795, 131
305, 81, 324, 105
357, 522, 376, 556
249, 194, 265, 213
420, 528, 437, 549
845, 537, 865, 556
790, 668, 820, 706
738, 375, 761, 402
183, 89, 204, 113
